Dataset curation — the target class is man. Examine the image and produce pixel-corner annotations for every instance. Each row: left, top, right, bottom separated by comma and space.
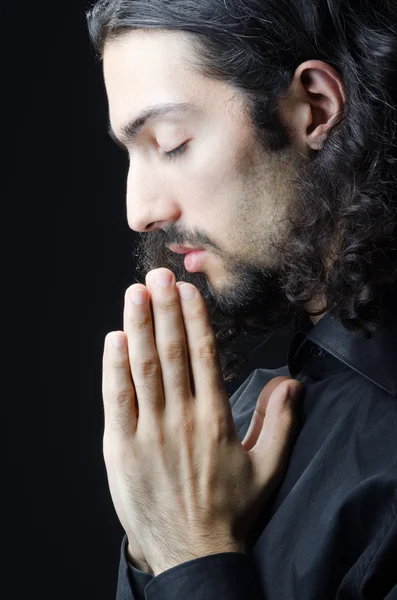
85, 0, 397, 598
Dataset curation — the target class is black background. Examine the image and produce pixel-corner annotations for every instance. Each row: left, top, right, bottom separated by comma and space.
6, 1, 294, 597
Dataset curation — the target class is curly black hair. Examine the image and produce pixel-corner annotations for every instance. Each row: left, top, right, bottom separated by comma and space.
86, 0, 397, 382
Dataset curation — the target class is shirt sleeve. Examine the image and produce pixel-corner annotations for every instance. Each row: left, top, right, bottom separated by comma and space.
117, 533, 263, 600
116, 533, 154, 600
144, 551, 263, 600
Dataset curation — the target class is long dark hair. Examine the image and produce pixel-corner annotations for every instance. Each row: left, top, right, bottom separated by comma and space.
86, 0, 397, 382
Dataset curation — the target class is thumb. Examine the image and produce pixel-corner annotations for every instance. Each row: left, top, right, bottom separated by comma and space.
241, 376, 300, 452
245, 378, 303, 487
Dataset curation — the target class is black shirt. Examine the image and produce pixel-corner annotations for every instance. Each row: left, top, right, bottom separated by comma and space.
115, 309, 397, 599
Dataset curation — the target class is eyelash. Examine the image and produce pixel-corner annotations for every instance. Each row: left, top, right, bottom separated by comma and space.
164, 142, 188, 161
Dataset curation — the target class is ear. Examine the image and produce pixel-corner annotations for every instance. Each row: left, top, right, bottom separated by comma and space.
278, 59, 346, 155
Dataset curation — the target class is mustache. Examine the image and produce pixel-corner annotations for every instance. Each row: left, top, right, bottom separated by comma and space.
133, 232, 293, 383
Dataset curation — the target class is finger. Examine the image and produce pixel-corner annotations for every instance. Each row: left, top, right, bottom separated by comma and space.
102, 331, 137, 442
241, 377, 295, 452
248, 380, 303, 488
144, 269, 192, 409
176, 282, 227, 411
123, 284, 164, 428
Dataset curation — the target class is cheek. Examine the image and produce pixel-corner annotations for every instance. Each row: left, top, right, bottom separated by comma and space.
185, 139, 241, 202
177, 132, 254, 235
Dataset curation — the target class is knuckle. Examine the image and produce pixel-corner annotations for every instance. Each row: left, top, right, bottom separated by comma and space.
196, 336, 218, 362
133, 356, 159, 378
155, 299, 180, 316
112, 389, 132, 407
129, 315, 152, 331
161, 340, 187, 361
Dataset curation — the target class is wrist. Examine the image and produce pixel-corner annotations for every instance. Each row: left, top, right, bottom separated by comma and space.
152, 540, 246, 577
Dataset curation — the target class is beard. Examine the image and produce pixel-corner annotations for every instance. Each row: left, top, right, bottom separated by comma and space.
133, 225, 298, 385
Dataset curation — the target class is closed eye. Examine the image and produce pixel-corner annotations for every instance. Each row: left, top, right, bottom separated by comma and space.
164, 142, 188, 161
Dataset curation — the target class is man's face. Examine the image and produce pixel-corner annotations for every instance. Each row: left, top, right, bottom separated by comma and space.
103, 30, 310, 367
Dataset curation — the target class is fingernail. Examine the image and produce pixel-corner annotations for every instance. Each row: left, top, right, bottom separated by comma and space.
130, 288, 148, 305
155, 270, 173, 287
177, 283, 196, 301
111, 334, 126, 348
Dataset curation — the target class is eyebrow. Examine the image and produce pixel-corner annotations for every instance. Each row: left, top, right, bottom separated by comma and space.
107, 102, 200, 149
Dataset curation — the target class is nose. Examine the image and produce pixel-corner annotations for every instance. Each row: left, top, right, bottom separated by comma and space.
126, 160, 181, 232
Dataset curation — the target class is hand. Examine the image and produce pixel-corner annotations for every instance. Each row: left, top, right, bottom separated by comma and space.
102, 428, 152, 572
102, 268, 303, 576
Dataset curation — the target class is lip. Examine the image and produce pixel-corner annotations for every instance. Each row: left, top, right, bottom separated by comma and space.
168, 245, 204, 255
184, 249, 206, 273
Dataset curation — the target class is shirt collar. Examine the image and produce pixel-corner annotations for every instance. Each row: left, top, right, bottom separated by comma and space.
288, 309, 397, 399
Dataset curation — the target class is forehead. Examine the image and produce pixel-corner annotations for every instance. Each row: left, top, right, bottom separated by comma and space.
104, 31, 198, 126
103, 29, 242, 136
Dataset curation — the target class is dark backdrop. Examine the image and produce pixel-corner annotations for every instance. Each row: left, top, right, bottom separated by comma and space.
6, 1, 294, 598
